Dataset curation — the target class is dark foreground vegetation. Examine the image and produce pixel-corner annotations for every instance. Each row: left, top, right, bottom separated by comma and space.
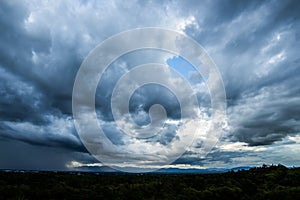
0, 165, 300, 200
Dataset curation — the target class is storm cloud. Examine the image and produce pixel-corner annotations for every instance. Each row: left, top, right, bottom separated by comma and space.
0, 0, 299, 170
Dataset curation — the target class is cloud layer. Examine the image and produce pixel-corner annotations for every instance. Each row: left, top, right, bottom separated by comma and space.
0, 0, 299, 170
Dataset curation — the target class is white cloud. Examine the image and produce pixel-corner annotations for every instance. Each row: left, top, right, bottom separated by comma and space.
217, 141, 267, 152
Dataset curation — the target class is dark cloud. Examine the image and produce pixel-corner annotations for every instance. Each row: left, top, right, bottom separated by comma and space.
0, 139, 93, 170
173, 150, 251, 167
0, 119, 86, 153
184, 0, 300, 146
229, 89, 300, 146
0, 1, 78, 120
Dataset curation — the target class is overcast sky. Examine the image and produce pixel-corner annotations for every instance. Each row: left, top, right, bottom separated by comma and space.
0, 0, 300, 171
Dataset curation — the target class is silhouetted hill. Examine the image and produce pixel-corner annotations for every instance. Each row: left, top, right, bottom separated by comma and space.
154, 167, 229, 173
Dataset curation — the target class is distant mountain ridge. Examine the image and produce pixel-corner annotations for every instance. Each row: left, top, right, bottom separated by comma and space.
0, 164, 292, 174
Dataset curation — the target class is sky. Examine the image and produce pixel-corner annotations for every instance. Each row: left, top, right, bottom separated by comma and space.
0, 0, 300, 171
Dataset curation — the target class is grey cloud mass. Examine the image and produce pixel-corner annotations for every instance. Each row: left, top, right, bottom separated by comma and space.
0, 0, 299, 170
